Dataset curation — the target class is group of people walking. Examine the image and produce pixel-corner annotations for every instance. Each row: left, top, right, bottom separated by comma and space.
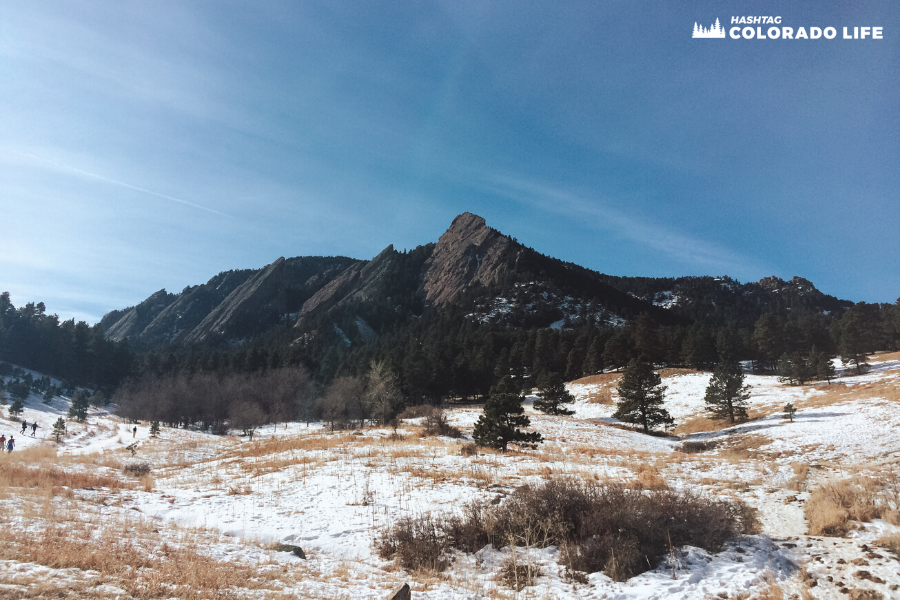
0, 420, 39, 453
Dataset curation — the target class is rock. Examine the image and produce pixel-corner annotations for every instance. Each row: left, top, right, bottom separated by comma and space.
386, 583, 411, 600
184, 257, 288, 344
853, 570, 885, 584
421, 212, 513, 307
848, 589, 883, 600
274, 543, 305, 559
850, 558, 869, 566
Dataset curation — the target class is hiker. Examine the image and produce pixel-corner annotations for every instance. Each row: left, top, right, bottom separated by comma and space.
0, 434, 5, 449
31, 422, 38, 437
21, 420, 27, 434
132, 426, 137, 438
6, 436, 14, 453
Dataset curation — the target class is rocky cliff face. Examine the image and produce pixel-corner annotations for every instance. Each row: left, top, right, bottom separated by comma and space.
182, 258, 288, 344
101, 256, 357, 347
100, 289, 176, 341
136, 270, 255, 346
421, 213, 514, 307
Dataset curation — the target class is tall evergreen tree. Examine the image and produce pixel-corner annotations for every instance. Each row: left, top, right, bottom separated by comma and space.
533, 372, 574, 416
68, 389, 90, 422
9, 395, 24, 419
613, 359, 672, 433
473, 378, 542, 450
753, 313, 784, 371
703, 360, 751, 424
632, 313, 663, 365
602, 330, 631, 372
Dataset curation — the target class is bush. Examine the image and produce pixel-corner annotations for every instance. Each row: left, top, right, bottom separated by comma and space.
422, 407, 461, 438
397, 404, 439, 420
378, 478, 752, 580
459, 442, 477, 457
679, 440, 718, 454
499, 557, 541, 590
123, 463, 152, 477
376, 513, 448, 572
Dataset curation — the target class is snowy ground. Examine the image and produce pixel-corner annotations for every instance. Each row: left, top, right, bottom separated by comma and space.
1, 355, 899, 598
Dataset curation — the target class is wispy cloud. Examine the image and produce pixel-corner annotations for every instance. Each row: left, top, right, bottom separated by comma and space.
15, 151, 230, 217
483, 174, 766, 275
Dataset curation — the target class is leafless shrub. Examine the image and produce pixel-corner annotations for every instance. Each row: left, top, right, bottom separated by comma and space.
422, 406, 461, 438
679, 440, 718, 454
123, 462, 151, 477
459, 442, 478, 457
229, 400, 267, 439
398, 404, 440, 420
378, 478, 749, 580
499, 556, 541, 590
376, 513, 448, 572
320, 376, 366, 430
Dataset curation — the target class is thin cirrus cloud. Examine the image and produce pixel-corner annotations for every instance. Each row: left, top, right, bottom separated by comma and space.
484, 174, 766, 276
13, 151, 231, 218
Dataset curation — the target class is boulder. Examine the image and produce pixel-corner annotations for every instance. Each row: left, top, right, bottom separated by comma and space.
386, 583, 411, 600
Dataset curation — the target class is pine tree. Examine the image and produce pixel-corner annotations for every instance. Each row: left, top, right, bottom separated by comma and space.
814, 351, 835, 383
581, 338, 603, 376
703, 360, 751, 424
52, 417, 67, 442
806, 345, 833, 383
9, 396, 24, 419
613, 359, 672, 433
603, 331, 631, 372
633, 313, 662, 365
783, 403, 797, 422
753, 313, 783, 371
149, 421, 160, 437
68, 389, 90, 422
473, 378, 542, 450
533, 373, 574, 416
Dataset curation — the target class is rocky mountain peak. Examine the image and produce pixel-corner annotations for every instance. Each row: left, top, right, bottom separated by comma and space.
421, 213, 514, 306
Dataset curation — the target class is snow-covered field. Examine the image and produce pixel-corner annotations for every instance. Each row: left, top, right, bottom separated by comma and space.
1, 355, 899, 598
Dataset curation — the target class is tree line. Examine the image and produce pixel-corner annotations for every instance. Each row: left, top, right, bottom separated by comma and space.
125, 298, 899, 407
0, 292, 133, 391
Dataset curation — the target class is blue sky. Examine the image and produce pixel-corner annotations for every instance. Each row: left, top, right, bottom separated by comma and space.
2, 1, 897, 323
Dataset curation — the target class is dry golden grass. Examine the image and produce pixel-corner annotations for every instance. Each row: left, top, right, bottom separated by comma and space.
673, 409, 768, 436
630, 462, 668, 490
0, 446, 305, 598
805, 475, 900, 536
571, 367, 700, 387
717, 434, 772, 460
588, 386, 613, 405
877, 531, 900, 556
788, 462, 809, 492
0, 518, 297, 599
0, 461, 130, 499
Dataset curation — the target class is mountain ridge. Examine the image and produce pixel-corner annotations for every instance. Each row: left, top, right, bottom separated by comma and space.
100, 213, 853, 349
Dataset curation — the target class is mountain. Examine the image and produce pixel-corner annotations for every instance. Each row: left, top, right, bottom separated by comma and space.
102, 257, 357, 349
101, 212, 852, 351
597, 274, 853, 328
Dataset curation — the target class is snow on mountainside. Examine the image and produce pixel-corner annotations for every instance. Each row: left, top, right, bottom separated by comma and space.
1, 355, 899, 597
